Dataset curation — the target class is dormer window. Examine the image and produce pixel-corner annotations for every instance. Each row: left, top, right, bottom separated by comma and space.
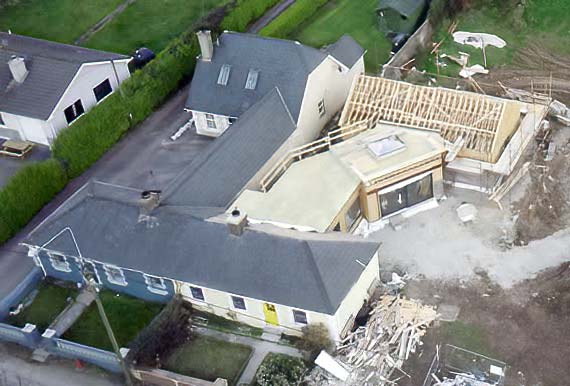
245, 69, 259, 90
217, 64, 231, 86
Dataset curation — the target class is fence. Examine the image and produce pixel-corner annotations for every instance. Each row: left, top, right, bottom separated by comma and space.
46, 337, 122, 373
133, 368, 227, 386
0, 267, 43, 321
0, 323, 41, 349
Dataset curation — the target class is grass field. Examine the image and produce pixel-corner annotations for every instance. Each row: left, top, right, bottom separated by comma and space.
8, 282, 77, 332
422, 1, 570, 77
440, 321, 495, 357
62, 291, 162, 351
0, 0, 124, 43
293, 0, 392, 73
165, 335, 252, 384
84, 0, 230, 54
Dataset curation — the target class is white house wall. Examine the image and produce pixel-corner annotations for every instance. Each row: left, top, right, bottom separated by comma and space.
333, 252, 380, 339
192, 111, 231, 137
177, 280, 339, 339
49, 60, 130, 140
0, 112, 52, 144
295, 56, 365, 143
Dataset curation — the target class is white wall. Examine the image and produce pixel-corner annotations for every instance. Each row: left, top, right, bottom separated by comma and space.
296, 55, 365, 143
0, 112, 52, 144
192, 111, 231, 137
49, 60, 130, 135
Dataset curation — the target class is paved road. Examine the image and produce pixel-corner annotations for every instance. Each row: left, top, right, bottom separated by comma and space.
248, 0, 296, 33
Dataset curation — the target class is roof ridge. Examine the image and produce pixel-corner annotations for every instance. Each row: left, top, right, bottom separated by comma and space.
273, 86, 297, 127
302, 240, 336, 314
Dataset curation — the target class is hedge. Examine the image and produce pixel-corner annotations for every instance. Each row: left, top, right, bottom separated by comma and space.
259, 0, 329, 39
0, 159, 68, 242
52, 31, 200, 178
221, 0, 281, 32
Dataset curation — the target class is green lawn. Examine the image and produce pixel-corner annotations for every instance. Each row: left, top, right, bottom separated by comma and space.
440, 321, 495, 357
422, 1, 570, 77
193, 310, 263, 338
0, 0, 124, 44
293, 0, 392, 73
83, 0, 230, 54
62, 291, 162, 351
165, 335, 252, 385
8, 282, 77, 332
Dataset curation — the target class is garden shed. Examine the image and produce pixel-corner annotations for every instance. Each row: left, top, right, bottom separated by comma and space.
376, 0, 428, 35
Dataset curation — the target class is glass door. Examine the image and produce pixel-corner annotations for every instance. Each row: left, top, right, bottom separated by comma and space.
379, 174, 434, 217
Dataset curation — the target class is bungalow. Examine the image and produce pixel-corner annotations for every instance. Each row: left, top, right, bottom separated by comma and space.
0, 32, 131, 146
23, 181, 381, 341
186, 31, 365, 141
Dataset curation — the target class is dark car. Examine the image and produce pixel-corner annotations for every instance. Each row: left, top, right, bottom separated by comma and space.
132, 47, 156, 69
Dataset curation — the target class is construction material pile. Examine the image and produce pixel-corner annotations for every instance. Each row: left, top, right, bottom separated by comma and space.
307, 295, 437, 385
433, 373, 499, 386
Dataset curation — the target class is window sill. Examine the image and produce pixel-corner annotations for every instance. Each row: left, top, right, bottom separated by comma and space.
51, 265, 71, 273
147, 286, 168, 296
107, 278, 128, 286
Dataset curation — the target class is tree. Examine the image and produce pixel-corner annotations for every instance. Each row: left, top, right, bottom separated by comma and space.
295, 323, 334, 361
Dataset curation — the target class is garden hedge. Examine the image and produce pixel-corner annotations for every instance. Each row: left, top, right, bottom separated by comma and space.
259, 0, 329, 39
0, 0, 274, 245
221, 0, 281, 32
0, 159, 68, 242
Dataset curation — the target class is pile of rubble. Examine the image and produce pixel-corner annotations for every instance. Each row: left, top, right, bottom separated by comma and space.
432, 373, 500, 386
307, 295, 437, 385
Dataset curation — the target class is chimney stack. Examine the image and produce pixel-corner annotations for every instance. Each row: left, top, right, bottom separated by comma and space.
227, 208, 247, 236
8, 55, 28, 83
196, 30, 214, 62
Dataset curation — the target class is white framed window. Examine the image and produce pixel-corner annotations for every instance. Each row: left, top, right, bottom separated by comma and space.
144, 274, 168, 295
93, 79, 112, 103
318, 99, 326, 118
48, 252, 71, 272
190, 286, 205, 301
231, 296, 246, 310
104, 265, 127, 286
205, 114, 216, 129
292, 309, 308, 325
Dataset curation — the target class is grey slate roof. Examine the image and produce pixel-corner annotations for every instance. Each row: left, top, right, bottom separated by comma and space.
185, 32, 364, 120
326, 35, 366, 69
26, 182, 380, 314
377, 0, 426, 17
0, 32, 129, 120
164, 87, 296, 208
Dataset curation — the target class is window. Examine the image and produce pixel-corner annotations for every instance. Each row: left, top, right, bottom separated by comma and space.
344, 199, 362, 230
205, 114, 216, 129
104, 265, 127, 286
245, 69, 259, 90
190, 286, 205, 301
144, 274, 168, 295
231, 296, 246, 310
93, 79, 112, 102
64, 99, 85, 124
318, 99, 326, 118
49, 252, 70, 272
293, 309, 308, 325
217, 64, 231, 86
379, 174, 433, 217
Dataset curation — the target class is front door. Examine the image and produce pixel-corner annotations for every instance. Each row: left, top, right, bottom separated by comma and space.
263, 303, 279, 325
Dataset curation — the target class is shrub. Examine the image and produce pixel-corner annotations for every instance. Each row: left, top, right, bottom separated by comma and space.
295, 323, 333, 360
259, 0, 328, 39
254, 353, 307, 386
0, 159, 68, 242
221, 0, 281, 32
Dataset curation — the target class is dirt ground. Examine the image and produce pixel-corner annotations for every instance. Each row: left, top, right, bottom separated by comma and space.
398, 262, 570, 386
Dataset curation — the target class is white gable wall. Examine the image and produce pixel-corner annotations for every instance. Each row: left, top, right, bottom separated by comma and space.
0, 112, 52, 144
295, 55, 365, 143
192, 111, 231, 137
48, 60, 131, 139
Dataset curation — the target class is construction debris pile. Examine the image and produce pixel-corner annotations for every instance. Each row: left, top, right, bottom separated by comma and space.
432, 373, 500, 386
307, 295, 437, 385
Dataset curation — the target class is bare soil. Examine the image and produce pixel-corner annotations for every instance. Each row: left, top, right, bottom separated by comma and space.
399, 262, 570, 386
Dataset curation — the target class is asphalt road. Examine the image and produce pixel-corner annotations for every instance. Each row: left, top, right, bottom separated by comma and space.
0, 82, 213, 300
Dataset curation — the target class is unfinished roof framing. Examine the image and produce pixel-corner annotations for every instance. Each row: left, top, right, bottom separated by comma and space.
340, 75, 525, 163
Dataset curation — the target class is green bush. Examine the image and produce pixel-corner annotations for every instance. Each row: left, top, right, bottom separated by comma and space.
254, 353, 307, 386
220, 0, 281, 32
0, 159, 68, 242
295, 323, 333, 360
53, 32, 200, 178
259, 0, 328, 39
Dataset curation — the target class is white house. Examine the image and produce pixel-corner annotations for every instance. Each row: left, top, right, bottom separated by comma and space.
0, 32, 131, 146
186, 31, 365, 142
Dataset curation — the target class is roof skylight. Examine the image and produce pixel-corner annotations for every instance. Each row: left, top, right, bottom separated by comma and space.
367, 135, 406, 158
217, 64, 231, 86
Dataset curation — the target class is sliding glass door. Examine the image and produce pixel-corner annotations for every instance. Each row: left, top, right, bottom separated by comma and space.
379, 174, 433, 217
